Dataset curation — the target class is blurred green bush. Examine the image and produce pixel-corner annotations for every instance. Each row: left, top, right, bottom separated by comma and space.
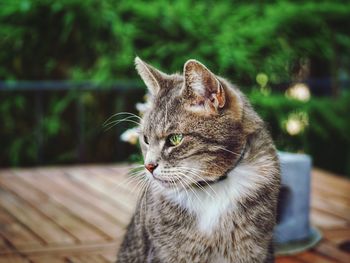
1, 0, 349, 88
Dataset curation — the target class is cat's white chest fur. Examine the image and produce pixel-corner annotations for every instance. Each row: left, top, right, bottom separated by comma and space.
166, 163, 264, 234
189, 183, 234, 233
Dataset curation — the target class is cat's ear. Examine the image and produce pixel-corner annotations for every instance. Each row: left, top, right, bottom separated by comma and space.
183, 59, 226, 114
135, 57, 168, 96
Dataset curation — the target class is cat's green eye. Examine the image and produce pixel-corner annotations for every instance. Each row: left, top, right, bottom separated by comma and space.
167, 134, 183, 146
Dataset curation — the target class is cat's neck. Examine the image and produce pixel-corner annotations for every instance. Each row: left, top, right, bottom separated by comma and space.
194, 142, 247, 188
156, 155, 271, 234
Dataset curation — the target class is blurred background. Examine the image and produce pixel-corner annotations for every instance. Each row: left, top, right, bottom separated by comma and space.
1, 0, 349, 177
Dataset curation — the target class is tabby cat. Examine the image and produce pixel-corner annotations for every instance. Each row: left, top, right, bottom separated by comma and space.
116, 57, 280, 263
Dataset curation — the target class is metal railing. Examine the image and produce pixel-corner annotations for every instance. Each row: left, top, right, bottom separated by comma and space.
0, 81, 145, 166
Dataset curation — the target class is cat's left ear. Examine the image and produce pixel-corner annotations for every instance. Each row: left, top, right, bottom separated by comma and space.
183, 59, 226, 114
135, 57, 169, 96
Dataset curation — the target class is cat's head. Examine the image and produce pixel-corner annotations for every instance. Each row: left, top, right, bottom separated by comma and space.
135, 57, 260, 191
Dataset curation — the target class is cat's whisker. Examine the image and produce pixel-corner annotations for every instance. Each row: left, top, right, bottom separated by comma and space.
176, 177, 193, 215
181, 169, 219, 199
105, 118, 141, 128
175, 167, 219, 199
188, 171, 218, 199
176, 165, 220, 181
212, 146, 240, 156
120, 177, 143, 195
127, 168, 145, 176
139, 179, 150, 214
103, 122, 141, 132
127, 167, 144, 173
177, 165, 218, 176
103, 112, 141, 126
126, 168, 145, 178
103, 114, 141, 127
113, 171, 146, 194
174, 171, 206, 207
128, 166, 144, 171
127, 170, 144, 177
117, 171, 143, 186
105, 111, 141, 119
129, 180, 145, 196
128, 164, 145, 170
177, 164, 223, 175
143, 182, 151, 214
169, 177, 185, 216
180, 172, 216, 201
169, 176, 180, 199
130, 173, 148, 194
103, 116, 141, 131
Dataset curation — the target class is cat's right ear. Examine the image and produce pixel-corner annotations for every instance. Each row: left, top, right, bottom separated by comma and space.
135, 57, 168, 96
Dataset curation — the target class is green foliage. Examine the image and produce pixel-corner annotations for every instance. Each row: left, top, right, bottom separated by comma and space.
0, 0, 115, 79
1, 0, 349, 84
250, 91, 350, 175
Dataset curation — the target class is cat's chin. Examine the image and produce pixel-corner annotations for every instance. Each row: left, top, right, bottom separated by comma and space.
152, 175, 180, 189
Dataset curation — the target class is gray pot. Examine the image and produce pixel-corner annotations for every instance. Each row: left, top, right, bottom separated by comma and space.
274, 152, 322, 255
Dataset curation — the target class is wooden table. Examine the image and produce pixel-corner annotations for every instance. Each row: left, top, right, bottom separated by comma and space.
0, 165, 349, 262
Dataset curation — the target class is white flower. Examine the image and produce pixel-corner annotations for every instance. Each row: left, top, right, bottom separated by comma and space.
286, 118, 302, 135
120, 127, 139, 145
136, 94, 151, 115
285, 112, 309, 136
286, 83, 311, 102
136, 102, 151, 114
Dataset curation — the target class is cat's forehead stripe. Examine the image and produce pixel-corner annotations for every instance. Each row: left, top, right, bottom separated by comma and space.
146, 96, 182, 138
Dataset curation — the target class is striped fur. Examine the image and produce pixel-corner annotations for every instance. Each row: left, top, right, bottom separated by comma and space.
116, 58, 280, 263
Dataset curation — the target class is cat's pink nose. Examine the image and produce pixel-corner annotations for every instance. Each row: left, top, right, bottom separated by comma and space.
145, 163, 158, 173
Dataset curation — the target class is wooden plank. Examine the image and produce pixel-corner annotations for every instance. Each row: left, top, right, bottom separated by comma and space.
15, 170, 121, 240
100, 165, 131, 178
68, 254, 108, 263
322, 228, 350, 245
296, 251, 338, 263
312, 187, 350, 208
312, 188, 350, 213
101, 166, 143, 194
28, 255, 66, 263
0, 255, 28, 263
66, 168, 136, 215
73, 165, 137, 197
101, 250, 117, 262
313, 169, 350, 187
311, 196, 350, 221
0, 210, 43, 251
310, 208, 348, 229
7, 241, 119, 257
275, 256, 304, 263
0, 165, 348, 263
0, 174, 106, 244
91, 172, 141, 200
42, 168, 131, 226
312, 169, 350, 198
0, 237, 11, 253
0, 189, 74, 245
315, 241, 350, 263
